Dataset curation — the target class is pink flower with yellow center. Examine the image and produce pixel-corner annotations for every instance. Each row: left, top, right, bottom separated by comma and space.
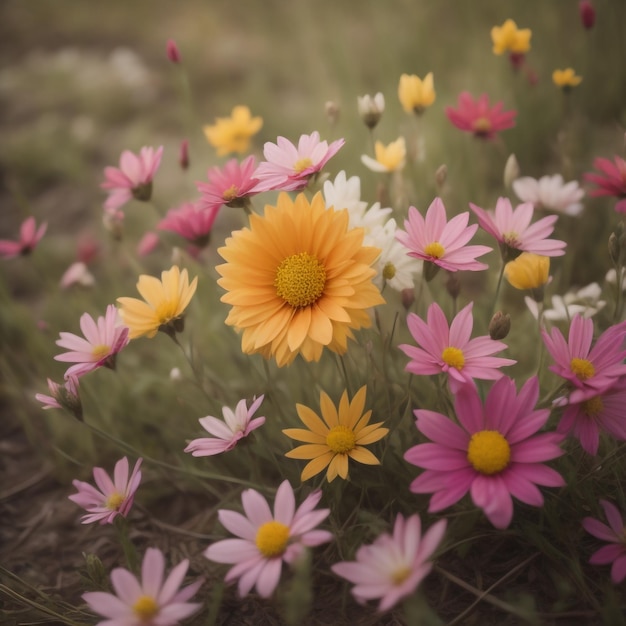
254, 132, 345, 192
446, 92, 517, 140
0, 216, 47, 259
405, 376, 565, 529
158, 201, 220, 248
584, 155, 626, 213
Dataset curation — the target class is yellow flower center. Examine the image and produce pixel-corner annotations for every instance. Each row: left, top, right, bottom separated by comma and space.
222, 184, 239, 201
293, 157, 313, 173
424, 241, 445, 259
274, 252, 327, 308
582, 396, 603, 416
155, 299, 180, 325
441, 346, 465, 370
383, 262, 397, 280
473, 117, 492, 135
132, 595, 159, 621
391, 565, 412, 585
105, 492, 125, 511
326, 425, 357, 453
503, 231, 520, 247
467, 430, 511, 475
91, 344, 111, 359
570, 357, 595, 380
255, 520, 290, 558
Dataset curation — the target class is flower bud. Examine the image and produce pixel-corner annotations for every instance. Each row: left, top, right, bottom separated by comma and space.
489, 311, 511, 340
503, 154, 520, 189
446, 273, 461, 300
166, 39, 181, 64
357, 93, 385, 129
325, 101, 340, 126
179, 139, 189, 170
102, 210, 124, 241
579, 0, 595, 30
435, 164, 447, 188
401, 287, 415, 310
609, 222, 626, 267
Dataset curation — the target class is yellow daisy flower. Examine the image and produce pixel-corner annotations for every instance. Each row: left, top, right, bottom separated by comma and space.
203, 105, 263, 156
491, 19, 532, 55
552, 68, 583, 90
505, 253, 550, 303
398, 73, 436, 115
216, 192, 385, 367
117, 265, 198, 339
283, 386, 388, 482
360, 137, 407, 173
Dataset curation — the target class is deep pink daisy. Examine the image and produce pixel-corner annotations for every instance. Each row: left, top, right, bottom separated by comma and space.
158, 201, 220, 248
395, 197, 491, 278
445, 92, 517, 139
470, 197, 567, 260
399, 302, 516, 393
196, 155, 262, 213
584, 155, 626, 213
405, 376, 565, 529
254, 132, 345, 192
541, 316, 626, 402
0, 216, 47, 259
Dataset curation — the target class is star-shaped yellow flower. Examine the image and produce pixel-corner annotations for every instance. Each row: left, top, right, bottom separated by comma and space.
203, 105, 263, 156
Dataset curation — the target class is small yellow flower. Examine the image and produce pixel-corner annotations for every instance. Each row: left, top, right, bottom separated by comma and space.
505, 253, 550, 291
491, 19, 532, 55
117, 265, 198, 339
552, 68, 583, 89
203, 105, 263, 156
361, 137, 406, 173
398, 73, 436, 114
283, 386, 388, 482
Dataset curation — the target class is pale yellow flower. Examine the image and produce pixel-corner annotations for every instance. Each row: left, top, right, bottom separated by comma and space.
552, 68, 583, 89
491, 19, 531, 55
398, 73, 435, 114
361, 138, 406, 173
203, 105, 263, 156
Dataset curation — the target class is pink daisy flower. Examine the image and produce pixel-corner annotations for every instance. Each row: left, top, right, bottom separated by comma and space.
405, 376, 565, 529
584, 155, 626, 213
254, 132, 345, 192
541, 316, 626, 402
35, 375, 82, 420
0, 216, 47, 259
555, 377, 626, 455
196, 155, 262, 213
470, 197, 567, 260
68, 456, 142, 525
399, 302, 516, 393
158, 201, 220, 248
54, 304, 130, 378
395, 197, 492, 279
184, 395, 265, 456
331, 514, 447, 612
83, 547, 203, 626
445, 92, 517, 139
582, 500, 626, 584
204, 480, 333, 598
101, 146, 164, 212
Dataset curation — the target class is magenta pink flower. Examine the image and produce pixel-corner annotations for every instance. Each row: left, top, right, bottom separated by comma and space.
582, 500, 626, 584
399, 302, 516, 393
196, 155, 261, 213
405, 376, 565, 529
254, 132, 345, 192
101, 146, 164, 212
470, 197, 567, 259
395, 197, 491, 278
445, 92, 517, 139
542, 316, 626, 402
68, 456, 142, 525
584, 155, 626, 213
0, 216, 47, 259
158, 201, 220, 248
35, 375, 82, 419
204, 480, 333, 598
331, 514, 447, 612
55, 304, 129, 378
83, 547, 203, 626
184, 395, 265, 456
555, 378, 626, 455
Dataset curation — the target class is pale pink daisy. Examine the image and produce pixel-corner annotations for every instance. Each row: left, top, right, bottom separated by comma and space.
513, 174, 585, 216
405, 376, 565, 529
254, 131, 345, 192
541, 315, 626, 403
101, 145, 164, 212
445, 92, 517, 139
54, 304, 129, 378
331, 514, 447, 612
68, 456, 142, 525
83, 547, 203, 626
35, 375, 82, 420
399, 302, 516, 393
0, 216, 47, 259
184, 395, 265, 456
584, 155, 626, 213
582, 500, 626, 584
196, 155, 261, 212
137, 231, 161, 257
554, 378, 626, 455
204, 480, 333, 598
470, 197, 567, 260
60, 262, 95, 289
395, 198, 492, 278
158, 201, 220, 248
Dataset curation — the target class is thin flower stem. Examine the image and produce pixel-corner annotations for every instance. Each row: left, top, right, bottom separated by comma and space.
535, 302, 546, 376
614, 265, 625, 322
490, 259, 506, 321
114, 516, 139, 573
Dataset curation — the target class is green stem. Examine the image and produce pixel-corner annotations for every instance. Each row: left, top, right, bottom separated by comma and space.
114, 516, 139, 572
490, 259, 506, 321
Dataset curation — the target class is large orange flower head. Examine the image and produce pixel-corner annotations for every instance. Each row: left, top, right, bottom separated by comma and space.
216, 192, 385, 367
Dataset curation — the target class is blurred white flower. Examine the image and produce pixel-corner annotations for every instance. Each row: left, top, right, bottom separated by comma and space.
606, 268, 626, 291
513, 174, 584, 216
357, 92, 385, 129
525, 282, 605, 320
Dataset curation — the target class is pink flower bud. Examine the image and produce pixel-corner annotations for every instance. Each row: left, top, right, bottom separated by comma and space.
179, 139, 189, 170
579, 0, 595, 29
166, 39, 181, 63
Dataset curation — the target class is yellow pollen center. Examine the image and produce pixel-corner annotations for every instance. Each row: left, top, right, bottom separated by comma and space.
503, 231, 520, 247
570, 357, 595, 380
473, 117, 492, 134
91, 344, 111, 359
582, 396, 604, 416
383, 262, 397, 280
424, 241, 445, 259
441, 346, 465, 370
326, 425, 357, 453
132, 595, 159, 621
105, 492, 125, 511
255, 521, 290, 558
274, 252, 326, 308
293, 157, 313, 173
222, 184, 239, 201
391, 565, 412, 585
467, 430, 511, 475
